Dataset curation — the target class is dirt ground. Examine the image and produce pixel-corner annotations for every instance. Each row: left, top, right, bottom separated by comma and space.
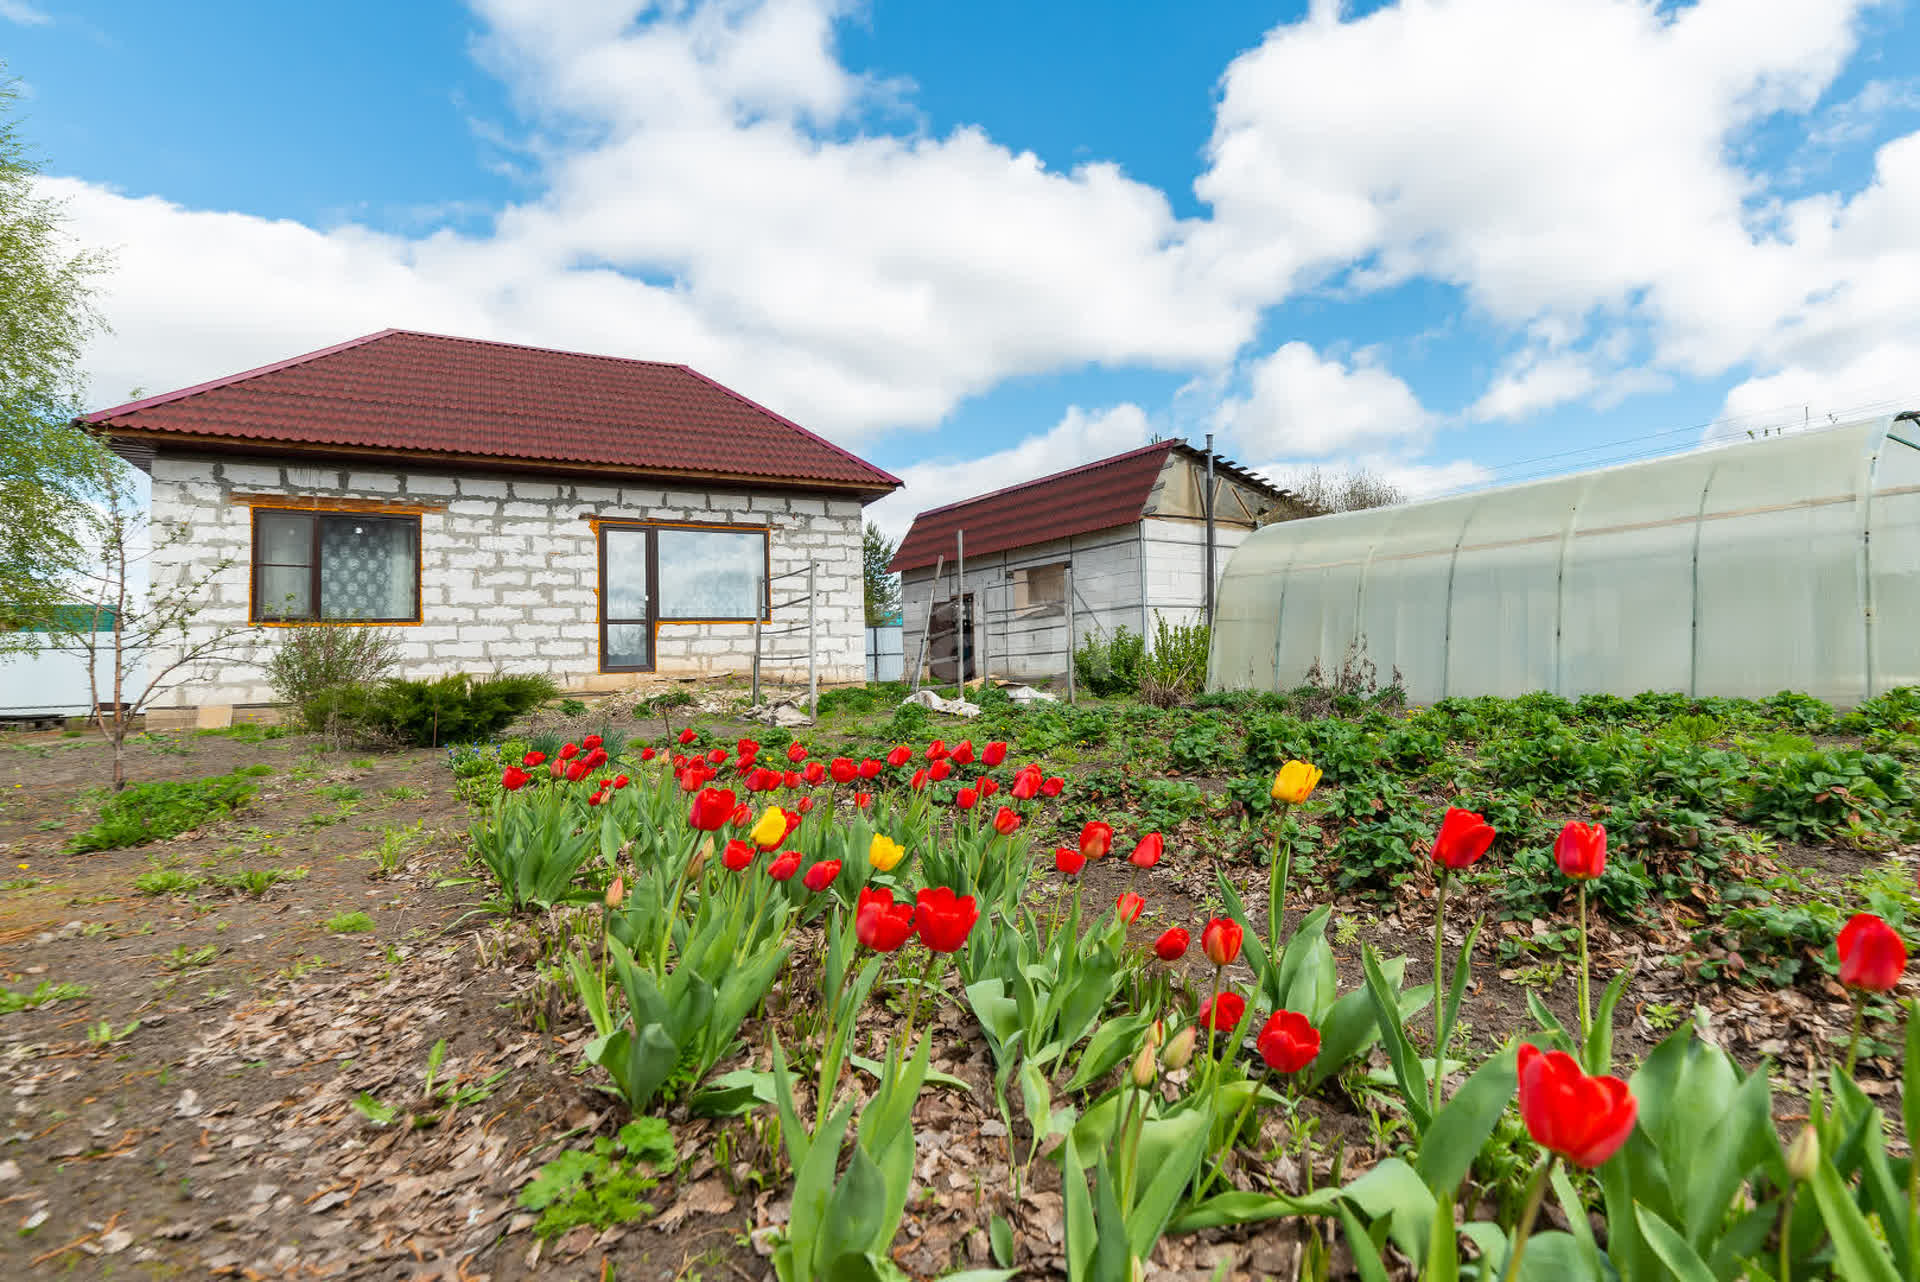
0, 714, 1906, 1281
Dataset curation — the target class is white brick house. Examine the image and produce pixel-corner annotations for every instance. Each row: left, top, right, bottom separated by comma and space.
85, 330, 899, 722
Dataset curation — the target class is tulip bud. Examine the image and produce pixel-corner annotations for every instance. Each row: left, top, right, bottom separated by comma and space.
1129, 1043, 1157, 1088
1144, 1018, 1165, 1050
1161, 1025, 1196, 1070
604, 876, 625, 909
1785, 1125, 1819, 1183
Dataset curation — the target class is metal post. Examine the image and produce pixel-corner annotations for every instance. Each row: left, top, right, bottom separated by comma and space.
910, 554, 943, 694
955, 529, 967, 687
1204, 433, 1217, 630
1064, 561, 1076, 705
806, 561, 818, 720
751, 573, 764, 706
980, 570, 992, 686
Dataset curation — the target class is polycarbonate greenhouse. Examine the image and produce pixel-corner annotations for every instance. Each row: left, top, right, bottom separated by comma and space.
1208, 413, 1920, 707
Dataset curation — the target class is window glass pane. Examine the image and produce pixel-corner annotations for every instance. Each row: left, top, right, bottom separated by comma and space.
605, 623, 650, 670
256, 511, 312, 567
604, 528, 649, 620
658, 528, 764, 618
258, 566, 311, 620
319, 517, 418, 620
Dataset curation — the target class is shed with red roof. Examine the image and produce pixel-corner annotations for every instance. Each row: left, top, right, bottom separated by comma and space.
84, 329, 901, 721
887, 440, 1313, 685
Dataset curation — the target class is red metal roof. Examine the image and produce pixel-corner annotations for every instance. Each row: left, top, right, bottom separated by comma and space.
84, 329, 901, 495
889, 441, 1184, 572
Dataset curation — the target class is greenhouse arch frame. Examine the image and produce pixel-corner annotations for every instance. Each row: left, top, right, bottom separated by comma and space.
1208, 413, 1920, 707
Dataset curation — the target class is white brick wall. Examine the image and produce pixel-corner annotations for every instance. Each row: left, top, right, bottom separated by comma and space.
144, 457, 869, 707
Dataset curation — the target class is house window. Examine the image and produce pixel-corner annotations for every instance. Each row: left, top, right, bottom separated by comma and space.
598, 522, 770, 671
251, 510, 421, 623
1011, 563, 1067, 617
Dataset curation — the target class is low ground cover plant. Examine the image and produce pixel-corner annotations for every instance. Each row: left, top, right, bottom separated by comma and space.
66, 764, 271, 853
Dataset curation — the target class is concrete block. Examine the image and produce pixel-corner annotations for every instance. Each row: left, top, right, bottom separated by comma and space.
406, 474, 458, 495
512, 482, 562, 501
220, 462, 283, 487
285, 467, 343, 490
347, 471, 403, 493
460, 478, 510, 498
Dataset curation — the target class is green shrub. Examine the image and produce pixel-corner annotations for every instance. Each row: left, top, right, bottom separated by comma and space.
1072, 625, 1144, 697
349, 672, 559, 747
1741, 747, 1915, 842
1140, 614, 1211, 701
266, 626, 403, 736
68, 766, 270, 853
1168, 720, 1237, 773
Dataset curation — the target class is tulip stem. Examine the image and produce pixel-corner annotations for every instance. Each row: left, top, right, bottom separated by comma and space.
1501, 1154, 1557, 1282
1842, 991, 1867, 1081
1267, 802, 1292, 960
1202, 1067, 1276, 1202
1576, 883, 1591, 1065
1202, 965, 1225, 1094
655, 829, 703, 976
1778, 1191, 1794, 1282
1433, 870, 1449, 1118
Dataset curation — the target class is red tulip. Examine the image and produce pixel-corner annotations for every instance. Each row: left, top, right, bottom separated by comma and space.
855, 887, 915, 952
671, 753, 688, 769
707, 747, 728, 765
582, 734, 602, 750
783, 770, 802, 789
830, 757, 857, 785
1201, 917, 1243, 967
587, 790, 607, 807
992, 806, 1021, 836
687, 787, 737, 831
548, 759, 565, 780
1129, 833, 1164, 868
722, 839, 755, 872
583, 748, 609, 770
501, 766, 530, 791
786, 742, 808, 763
859, 758, 882, 779
1153, 928, 1189, 961
954, 787, 978, 811
1080, 821, 1114, 861
950, 740, 975, 765
1517, 1044, 1638, 1168
796, 797, 815, 815
926, 739, 947, 760
749, 768, 779, 792
978, 777, 999, 798
565, 760, 591, 783
782, 808, 803, 840
767, 851, 802, 881
639, 746, 656, 762
915, 887, 980, 953
730, 803, 752, 827
1197, 990, 1245, 1033
1554, 821, 1607, 881
853, 790, 873, 809
1432, 806, 1496, 870
737, 737, 760, 757
1055, 846, 1086, 876
1116, 892, 1145, 924
597, 777, 612, 790
612, 774, 630, 789
1256, 1010, 1320, 1074
982, 741, 1008, 767
802, 859, 842, 892
1837, 912, 1908, 993
1040, 776, 1064, 798
929, 760, 953, 782
1011, 765, 1042, 801
886, 744, 912, 768
677, 728, 697, 745
521, 750, 546, 768
803, 761, 826, 786
910, 769, 929, 791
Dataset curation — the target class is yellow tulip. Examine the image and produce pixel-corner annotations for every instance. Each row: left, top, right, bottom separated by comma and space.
749, 807, 787, 850
1271, 759, 1322, 805
868, 833, 905, 872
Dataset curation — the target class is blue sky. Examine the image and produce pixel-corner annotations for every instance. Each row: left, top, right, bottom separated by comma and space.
8, 0, 1920, 535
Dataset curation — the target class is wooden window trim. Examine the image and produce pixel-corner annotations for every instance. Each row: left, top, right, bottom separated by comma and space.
248, 505, 424, 627
593, 519, 773, 673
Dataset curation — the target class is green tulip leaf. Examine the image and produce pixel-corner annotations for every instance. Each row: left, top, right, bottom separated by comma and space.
1415, 1045, 1517, 1197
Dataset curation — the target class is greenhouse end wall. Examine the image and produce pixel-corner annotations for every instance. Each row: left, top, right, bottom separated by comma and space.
1208, 415, 1920, 707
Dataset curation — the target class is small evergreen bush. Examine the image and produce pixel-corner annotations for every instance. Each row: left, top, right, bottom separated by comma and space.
266, 626, 403, 738
352, 672, 559, 747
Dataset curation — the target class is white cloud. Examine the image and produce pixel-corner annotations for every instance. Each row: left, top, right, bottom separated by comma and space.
1213, 341, 1430, 458
1469, 354, 1601, 423
1807, 77, 1920, 148
864, 404, 1153, 544
0, 1, 51, 26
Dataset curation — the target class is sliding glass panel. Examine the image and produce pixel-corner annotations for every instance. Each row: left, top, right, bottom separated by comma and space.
254, 511, 313, 620
318, 517, 419, 620
657, 528, 765, 619
604, 528, 650, 620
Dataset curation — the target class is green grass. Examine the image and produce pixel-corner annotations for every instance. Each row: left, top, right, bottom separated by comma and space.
66, 766, 273, 854
325, 911, 375, 934
133, 866, 204, 896
0, 981, 89, 1013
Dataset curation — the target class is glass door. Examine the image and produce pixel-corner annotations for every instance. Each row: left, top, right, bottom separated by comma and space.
601, 527, 652, 670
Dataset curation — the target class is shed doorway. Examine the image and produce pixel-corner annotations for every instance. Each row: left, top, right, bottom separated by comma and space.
928, 594, 976, 684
